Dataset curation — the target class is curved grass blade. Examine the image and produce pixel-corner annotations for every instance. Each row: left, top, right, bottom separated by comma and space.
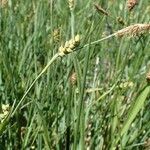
114, 84, 150, 147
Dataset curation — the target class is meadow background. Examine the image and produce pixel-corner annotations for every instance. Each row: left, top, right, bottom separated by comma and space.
0, 0, 150, 149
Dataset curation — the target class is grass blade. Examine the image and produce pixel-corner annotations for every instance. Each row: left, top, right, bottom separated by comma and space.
114, 84, 150, 147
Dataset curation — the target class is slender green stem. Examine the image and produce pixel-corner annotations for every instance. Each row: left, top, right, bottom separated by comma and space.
83, 33, 117, 48
66, 82, 72, 150
74, 45, 90, 150
11, 53, 59, 116
70, 9, 75, 38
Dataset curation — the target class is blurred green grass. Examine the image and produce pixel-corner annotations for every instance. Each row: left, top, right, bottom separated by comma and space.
0, 0, 150, 149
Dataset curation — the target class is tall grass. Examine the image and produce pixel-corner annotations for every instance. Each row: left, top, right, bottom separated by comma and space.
0, 0, 150, 149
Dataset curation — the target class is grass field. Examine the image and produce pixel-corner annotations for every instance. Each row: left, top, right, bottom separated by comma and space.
0, 0, 150, 149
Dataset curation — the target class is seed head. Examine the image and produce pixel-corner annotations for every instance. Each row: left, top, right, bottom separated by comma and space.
0, 104, 10, 123
127, 0, 138, 11
116, 24, 150, 37
65, 41, 70, 48
117, 17, 126, 25
0, 0, 8, 8
68, 0, 74, 10
70, 72, 77, 86
58, 34, 80, 56
119, 81, 134, 89
146, 72, 150, 83
53, 28, 60, 42
75, 34, 80, 43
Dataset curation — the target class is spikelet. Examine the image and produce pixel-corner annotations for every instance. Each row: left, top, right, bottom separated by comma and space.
0, 0, 8, 8
144, 138, 150, 150
115, 24, 150, 37
58, 34, 80, 56
94, 3, 109, 16
146, 72, 150, 83
21, 127, 26, 138
127, 0, 138, 11
0, 104, 10, 123
117, 17, 126, 25
53, 28, 60, 42
68, 0, 74, 10
119, 81, 134, 89
70, 72, 77, 86
85, 115, 93, 149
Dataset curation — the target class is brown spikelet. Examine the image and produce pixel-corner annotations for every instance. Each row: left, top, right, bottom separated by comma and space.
70, 72, 77, 86
146, 72, 150, 83
116, 24, 150, 37
94, 3, 109, 16
85, 115, 93, 149
21, 127, 26, 138
0, 0, 8, 8
117, 17, 126, 25
144, 138, 150, 150
127, 0, 138, 11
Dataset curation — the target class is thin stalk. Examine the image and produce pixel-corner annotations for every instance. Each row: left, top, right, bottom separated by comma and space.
69, 6, 82, 90
11, 53, 59, 117
83, 33, 116, 48
69, 5, 85, 149
66, 82, 72, 150
74, 32, 118, 53
69, 6, 81, 149
74, 45, 90, 150
36, 102, 51, 149
70, 9, 75, 38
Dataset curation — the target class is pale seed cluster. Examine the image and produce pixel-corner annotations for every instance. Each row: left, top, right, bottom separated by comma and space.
85, 115, 93, 150
116, 24, 150, 37
127, 0, 138, 11
53, 28, 60, 42
0, 0, 8, 8
0, 104, 10, 123
146, 72, 150, 83
58, 35, 80, 56
68, 0, 74, 10
119, 81, 134, 89
144, 138, 150, 149
70, 72, 77, 86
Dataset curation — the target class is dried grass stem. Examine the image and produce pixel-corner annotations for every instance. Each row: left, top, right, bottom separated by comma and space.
83, 23, 150, 49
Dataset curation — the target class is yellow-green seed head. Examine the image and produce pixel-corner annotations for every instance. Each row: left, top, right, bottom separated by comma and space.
75, 34, 80, 43
59, 46, 65, 56
69, 43, 75, 49
64, 41, 69, 48
58, 34, 80, 57
68, 0, 74, 10
66, 47, 73, 53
